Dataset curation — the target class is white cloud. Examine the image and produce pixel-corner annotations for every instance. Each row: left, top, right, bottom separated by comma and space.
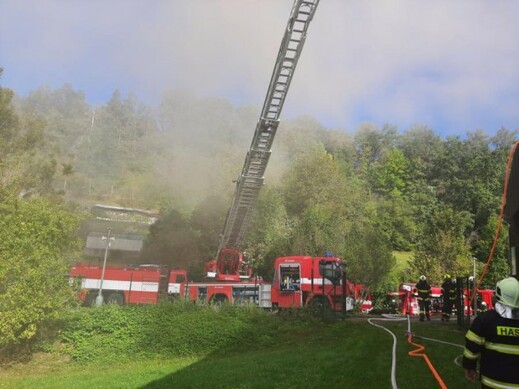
1, 0, 518, 135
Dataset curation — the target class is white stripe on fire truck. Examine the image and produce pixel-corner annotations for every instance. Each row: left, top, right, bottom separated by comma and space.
300, 278, 337, 285
82, 278, 159, 292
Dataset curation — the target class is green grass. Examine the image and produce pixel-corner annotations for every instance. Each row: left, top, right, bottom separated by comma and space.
393, 251, 412, 274
0, 357, 195, 389
0, 305, 475, 388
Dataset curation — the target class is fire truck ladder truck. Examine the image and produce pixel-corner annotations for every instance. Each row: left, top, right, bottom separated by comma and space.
212, 0, 320, 281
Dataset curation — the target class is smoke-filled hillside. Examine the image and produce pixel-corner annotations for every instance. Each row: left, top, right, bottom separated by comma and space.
3, 80, 517, 286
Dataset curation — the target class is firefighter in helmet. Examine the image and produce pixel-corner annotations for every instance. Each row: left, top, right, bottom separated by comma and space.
463, 277, 519, 388
416, 275, 432, 321
441, 274, 456, 322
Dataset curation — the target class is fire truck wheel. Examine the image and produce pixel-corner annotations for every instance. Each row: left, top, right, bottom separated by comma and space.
106, 292, 125, 305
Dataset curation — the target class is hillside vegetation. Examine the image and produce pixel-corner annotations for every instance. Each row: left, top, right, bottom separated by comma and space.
0, 68, 516, 354
0, 304, 474, 389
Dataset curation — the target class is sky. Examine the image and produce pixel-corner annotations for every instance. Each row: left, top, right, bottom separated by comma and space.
1, 0, 518, 137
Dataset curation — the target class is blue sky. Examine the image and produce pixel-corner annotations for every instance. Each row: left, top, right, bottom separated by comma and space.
1, 0, 518, 137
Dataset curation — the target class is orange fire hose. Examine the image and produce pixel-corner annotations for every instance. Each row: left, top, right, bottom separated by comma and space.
474, 141, 519, 297
407, 333, 448, 389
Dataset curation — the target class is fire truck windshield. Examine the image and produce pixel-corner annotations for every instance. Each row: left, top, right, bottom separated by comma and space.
319, 260, 342, 285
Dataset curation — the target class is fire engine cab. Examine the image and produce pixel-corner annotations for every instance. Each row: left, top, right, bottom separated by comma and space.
271, 255, 355, 311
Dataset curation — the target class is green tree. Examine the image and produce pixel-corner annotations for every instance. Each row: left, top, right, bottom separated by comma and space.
282, 145, 361, 255
368, 147, 416, 250
0, 73, 57, 198
370, 148, 411, 195
411, 206, 473, 283
0, 197, 81, 349
398, 125, 442, 176
428, 132, 504, 228
245, 187, 292, 278
344, 222, 396, 289
0, 69, 19, 148
473, 215, 510, 289
354, 123, 398, 166
278, 144, 395, 288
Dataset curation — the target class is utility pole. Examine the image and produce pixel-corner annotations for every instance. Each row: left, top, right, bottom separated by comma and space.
95, 227, 115, 306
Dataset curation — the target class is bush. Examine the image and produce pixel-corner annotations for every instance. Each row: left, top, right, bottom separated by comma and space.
58, 302, 286, 364
0, 197, 81, 353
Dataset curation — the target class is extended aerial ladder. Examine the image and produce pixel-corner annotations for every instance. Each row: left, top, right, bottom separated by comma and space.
209, 0, 321, 281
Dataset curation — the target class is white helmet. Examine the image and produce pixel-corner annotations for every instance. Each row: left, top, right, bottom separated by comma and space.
495, 277, 519, 309
419, 275, 426, 281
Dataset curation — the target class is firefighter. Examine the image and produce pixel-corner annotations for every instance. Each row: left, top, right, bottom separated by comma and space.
463, 276, 519, 388
415, 275, 431, 321
205, 259, 217, 274
441, 274, 456, 322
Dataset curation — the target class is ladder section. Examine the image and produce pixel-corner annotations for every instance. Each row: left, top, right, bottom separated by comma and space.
219, 0, 320, 253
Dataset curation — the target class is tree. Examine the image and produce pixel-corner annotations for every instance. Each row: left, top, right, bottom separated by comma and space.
411, 206, 473, 283
282, 145, 361, 254
245, 187, 292, 278
368, 147, 416, 250
490, 127, 518, 151
277, 144, 396, 288
343, 222, 396, 289
0, 69, 19, 149
370, 148, 411, 196
0, 74, 57, 199
398, 125, 442, 175
354, 123, 398, 165
0, 197, 81, 349
473, 215, 510, 289
427, 132, 504, 228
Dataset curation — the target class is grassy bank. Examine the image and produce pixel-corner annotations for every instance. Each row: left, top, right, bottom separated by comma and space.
0, 303, 474, 388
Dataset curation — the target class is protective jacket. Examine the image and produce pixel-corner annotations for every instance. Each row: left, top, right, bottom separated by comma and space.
415, 280, 431, 301
441, 279, 456, 316
462, 305, 519, 388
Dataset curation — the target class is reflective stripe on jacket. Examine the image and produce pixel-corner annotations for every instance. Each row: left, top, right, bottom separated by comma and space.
462, 309, 519, 387
415, 280, 431, 301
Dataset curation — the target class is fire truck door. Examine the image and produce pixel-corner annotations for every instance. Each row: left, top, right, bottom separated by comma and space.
277, 264, 302, 308
168, 272, 186, 298
140, 277, 159, 303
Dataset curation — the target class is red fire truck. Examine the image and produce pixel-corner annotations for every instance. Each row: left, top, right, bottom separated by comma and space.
388, 282, 441, 316
70, 254, 372, 313
270, 255, 370, 312
388, 282, 494, 316
463, 288, 494, 314
70, 263, 164, 306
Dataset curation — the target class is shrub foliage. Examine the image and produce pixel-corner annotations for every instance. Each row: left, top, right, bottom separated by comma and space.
59, 302, 294, 363
0, 197, 80, 350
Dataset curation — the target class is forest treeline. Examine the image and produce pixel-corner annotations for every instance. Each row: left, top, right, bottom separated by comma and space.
0, 66, 516, 346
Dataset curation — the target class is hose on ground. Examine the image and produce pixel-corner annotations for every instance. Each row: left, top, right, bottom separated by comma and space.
367, 314, 408, 389
368, 314, 465, 389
